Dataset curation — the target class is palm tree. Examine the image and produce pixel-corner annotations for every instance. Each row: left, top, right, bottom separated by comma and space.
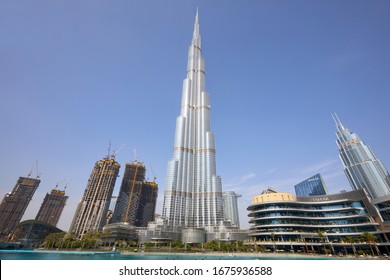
317, 230, 327, 254
343, 236, 357, 257
270, 233, 276, 252
361, 232, 378, 256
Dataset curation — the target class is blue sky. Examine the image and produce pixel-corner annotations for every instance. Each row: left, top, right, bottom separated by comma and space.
1, 0, 389, 231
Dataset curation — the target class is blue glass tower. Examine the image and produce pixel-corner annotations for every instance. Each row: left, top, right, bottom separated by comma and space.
294, 173, 328, 197
333, 114, 390, 199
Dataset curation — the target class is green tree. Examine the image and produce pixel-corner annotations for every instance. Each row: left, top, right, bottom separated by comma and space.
270, 233, 276, 252
43, 232, 66, 249
342, 236, 357, 256
361, 232, 378, 256
317, 230, 328, 254
81, 230, 103, 249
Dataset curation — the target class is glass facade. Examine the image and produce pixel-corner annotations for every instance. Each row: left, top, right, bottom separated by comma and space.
162, 12, 224, 230
222, 191, 241, 228
247, 189, 382, 243
294, 173, 328, 197
11, 219, 63, 248
372, 195, 390, 223
334, 114, 390, 199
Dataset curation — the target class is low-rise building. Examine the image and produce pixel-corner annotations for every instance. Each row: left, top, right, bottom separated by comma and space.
247, 188, 390, 255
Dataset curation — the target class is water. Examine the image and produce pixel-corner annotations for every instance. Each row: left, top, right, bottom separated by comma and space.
0, 250, 343, 260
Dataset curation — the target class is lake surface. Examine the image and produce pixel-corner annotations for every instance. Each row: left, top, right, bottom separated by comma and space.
0, 250, 345, 260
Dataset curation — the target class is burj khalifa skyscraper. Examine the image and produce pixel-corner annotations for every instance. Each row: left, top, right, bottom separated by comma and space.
162, 11, 224, 231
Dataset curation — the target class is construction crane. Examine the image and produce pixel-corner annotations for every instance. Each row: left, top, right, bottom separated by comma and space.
27, 160, 40, 179
149, 164, 157, 183
112, 144, 125, 160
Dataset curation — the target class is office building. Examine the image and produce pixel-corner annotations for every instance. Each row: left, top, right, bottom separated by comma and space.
294, 173, 328, 197
111, 161, 158, 227
222, 191, 241, 228
69, 155, 120, 238
334, 114, 390, 199
35, 187, 68, 227
0, 177, 40, 239
334, 114, 390, 227
162, 11, 224, 231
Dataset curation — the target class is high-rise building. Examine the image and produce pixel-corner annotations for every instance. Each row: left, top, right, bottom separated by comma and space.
69, 155, 120, 238
0, 177, 40, 239
222, 191, 241, 228
111, 161, 158, 227
334, 114, 390, 199
35, 187, 68, 227
162, 11, 224, 230
294, 173, 328, 197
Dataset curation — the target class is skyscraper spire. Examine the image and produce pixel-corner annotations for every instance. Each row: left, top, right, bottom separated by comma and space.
332, 113, 344, 130
335, 116, 390, 199
162, 10, 223, 231
192, 8, 201, 48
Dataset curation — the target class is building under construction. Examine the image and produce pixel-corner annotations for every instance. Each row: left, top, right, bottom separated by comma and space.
35, 187, 68, 227
0, 176, 40, 240
111, 161, 158, 227
69, 155, 120, 238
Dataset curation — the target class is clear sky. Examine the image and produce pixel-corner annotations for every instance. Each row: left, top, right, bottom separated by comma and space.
1, 0, 389, 231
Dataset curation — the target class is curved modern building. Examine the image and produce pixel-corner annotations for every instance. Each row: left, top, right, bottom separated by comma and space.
247, 188, 390, 254
11, 219, 63, 248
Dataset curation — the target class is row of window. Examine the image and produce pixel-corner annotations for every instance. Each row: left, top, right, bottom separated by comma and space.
252, 210, 366, 219
252, 218, 371, 226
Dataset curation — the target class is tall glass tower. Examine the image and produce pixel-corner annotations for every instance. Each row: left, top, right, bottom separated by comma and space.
334, 114, 390, 199
222, 191, 241, 228
162, 11, 224, 231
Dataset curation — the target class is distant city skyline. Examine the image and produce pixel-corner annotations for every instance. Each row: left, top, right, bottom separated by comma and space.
1, 1, 389, 231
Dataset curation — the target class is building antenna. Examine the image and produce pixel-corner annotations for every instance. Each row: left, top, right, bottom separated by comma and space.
332, 113, 344, 129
